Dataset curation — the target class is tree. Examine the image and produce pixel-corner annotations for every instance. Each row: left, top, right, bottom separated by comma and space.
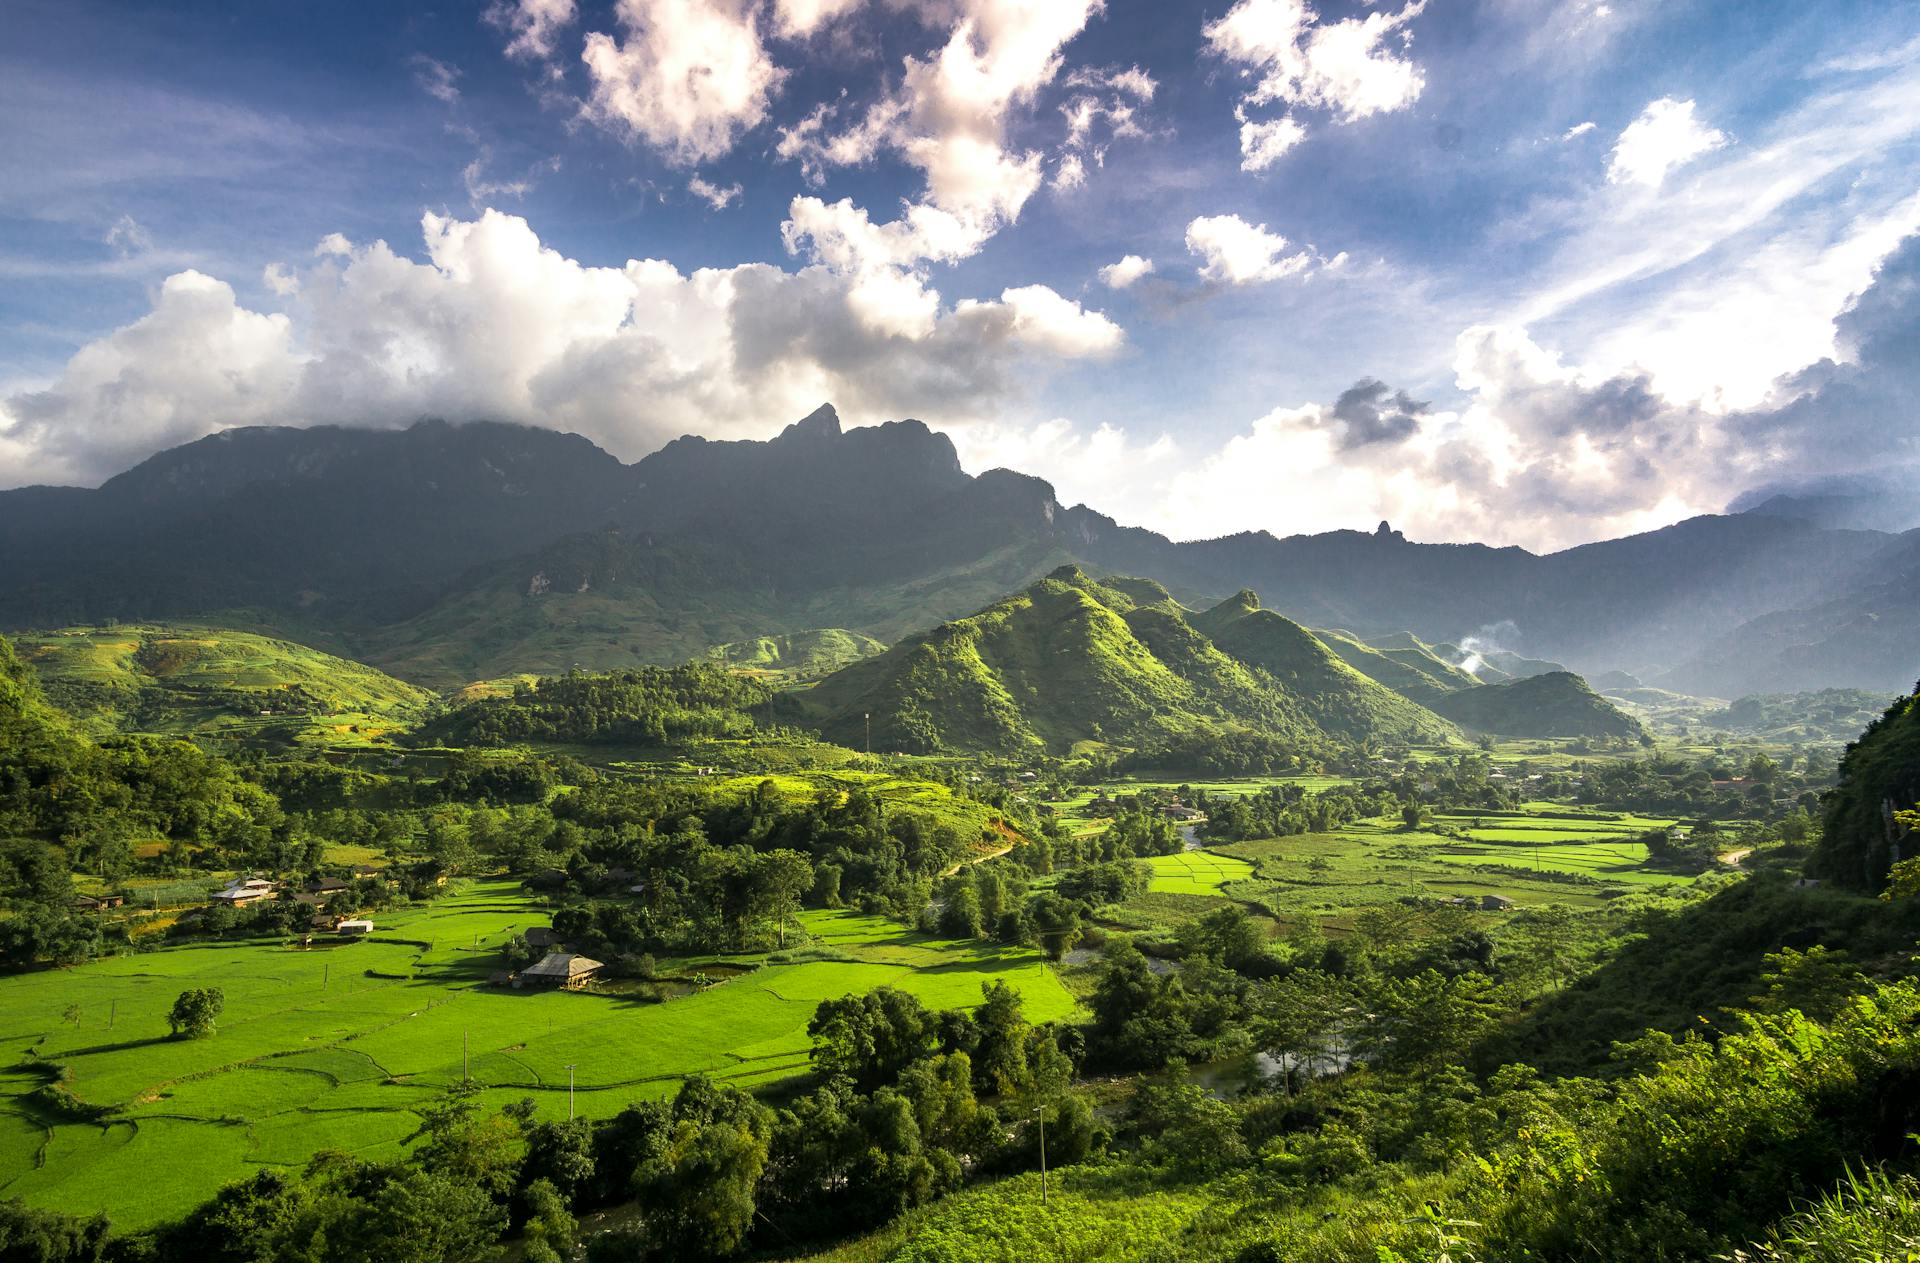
169, 987, 224, 1039
630, 1080, 773, 1259
808, 988, 933, 1090
936, 882, 982, 939
0, 1199, 108, 1262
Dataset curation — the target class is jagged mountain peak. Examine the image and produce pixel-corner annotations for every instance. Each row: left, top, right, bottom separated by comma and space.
778, 402, 843, 440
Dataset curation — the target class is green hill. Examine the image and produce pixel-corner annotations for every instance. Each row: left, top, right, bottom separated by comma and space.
11, 624, 436, 748
1426, 670, 1645, 740
707, 629, 887, 677
1312, 627, 1478, 702
799, 569, 1461, 755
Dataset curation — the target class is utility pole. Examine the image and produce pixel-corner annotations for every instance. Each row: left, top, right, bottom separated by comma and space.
567, 1064, 577, 1120
864, 712, 871, 760
108, 1000, 116, 1030
463, 1030, 469, 1088
323, 963, 329, 990
1036, 1104, 1048, 1208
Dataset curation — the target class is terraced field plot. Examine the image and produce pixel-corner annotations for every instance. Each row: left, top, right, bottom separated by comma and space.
0, 882, 1073, 1231
1142, 851, 1257, 895
1208, 806, 1694, 926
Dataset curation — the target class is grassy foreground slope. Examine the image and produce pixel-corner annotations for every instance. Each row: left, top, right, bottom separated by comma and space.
800, 569, 1461, 755
1428, 670, 1645, 740
10, 625, 435, 747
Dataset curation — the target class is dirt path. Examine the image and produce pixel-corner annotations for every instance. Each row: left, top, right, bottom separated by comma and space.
1719, 847, 1754, 868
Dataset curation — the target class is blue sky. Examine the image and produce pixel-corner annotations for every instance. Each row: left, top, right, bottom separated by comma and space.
4, 0, 1920, 549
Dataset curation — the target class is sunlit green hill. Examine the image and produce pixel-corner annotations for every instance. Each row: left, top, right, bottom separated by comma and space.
800, 569, 1463, 754
1426, 670, 1645, 740
11, 624, 435, 748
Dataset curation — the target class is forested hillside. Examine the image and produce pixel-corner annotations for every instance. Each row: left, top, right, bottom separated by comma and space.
799, 569, 1460, 757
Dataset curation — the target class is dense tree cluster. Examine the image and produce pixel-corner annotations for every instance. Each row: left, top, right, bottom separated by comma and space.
421, 665, 782, 748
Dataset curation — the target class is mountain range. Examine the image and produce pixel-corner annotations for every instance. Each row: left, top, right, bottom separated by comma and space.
3, 405, 1915, 697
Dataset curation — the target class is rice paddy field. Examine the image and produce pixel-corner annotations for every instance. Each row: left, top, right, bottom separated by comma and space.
1142, 851, 1257, 895
0, 881, 1074, 1231
1202, 804, 1691, 925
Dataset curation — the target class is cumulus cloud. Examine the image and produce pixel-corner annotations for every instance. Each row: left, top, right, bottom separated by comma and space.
582, 0, 786, 165
0, 271, 298, 485
1327, 377, 1428, 448
0, 209, 1125, 488
771, 0, 861, 39
1185, 213, 1317, 284
776, 0, 1105, 266
1143, 230, 1920, 549
1236, 112, 1306, 171
1606, 97, 1727, 188
1098, 254, 1153, 289
688, 174, 743, 208
1205, 0, 1427, 170
947, 414, 1178, 514
486, 0, 579, 62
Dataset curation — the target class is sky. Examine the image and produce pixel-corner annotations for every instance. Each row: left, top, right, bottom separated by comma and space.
3, 0, 1920, 551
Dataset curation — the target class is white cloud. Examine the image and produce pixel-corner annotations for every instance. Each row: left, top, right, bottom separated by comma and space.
1562, 120, 1596, 140
772, 0, 861, 39
581, 0, 786, 166
776, 0, 1104, 268
688, 174, 743, 208
947, 415, 1177, 512
262, 262, 300, 296
1606, 97, 1727, 188
486, 0, 579, 62
1186, 213, 1316, 284
1206, 0, 1427, 156
0, 270, 298, 484
962, 284, 1123, 358
463, 152, 533, 203
0, 209, 1125, 487
1098, 254, 1153, 289
1052, 153, 1086, 191
410, 55, 463, 105
1237, 112, 1306, 171
1131, 226, 1920, 551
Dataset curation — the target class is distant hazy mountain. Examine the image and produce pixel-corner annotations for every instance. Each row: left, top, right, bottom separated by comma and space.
797, 568, 1461, 754
1, 406, 1911, 691
1659, 529, 1920, 697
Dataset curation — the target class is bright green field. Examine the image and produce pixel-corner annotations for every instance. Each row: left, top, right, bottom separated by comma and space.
0, 882, 1073, 1231
1208, 804, 1693, 926
1143, 851, 1257, 895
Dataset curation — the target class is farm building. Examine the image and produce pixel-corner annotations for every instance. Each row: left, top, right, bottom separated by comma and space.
211, 878, 276, 906
72, 894, 126, 912
304, 878, 352, 896
1479, 895, 1515, 911
335, 919, 374, 936
525, 926, 568, 949
519, 952, 605, 990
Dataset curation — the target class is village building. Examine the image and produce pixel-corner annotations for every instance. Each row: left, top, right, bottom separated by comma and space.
211, 878, 276, 906
335, 919, 374, 936
518, 952, 605, 990
72, 894, 126, 912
